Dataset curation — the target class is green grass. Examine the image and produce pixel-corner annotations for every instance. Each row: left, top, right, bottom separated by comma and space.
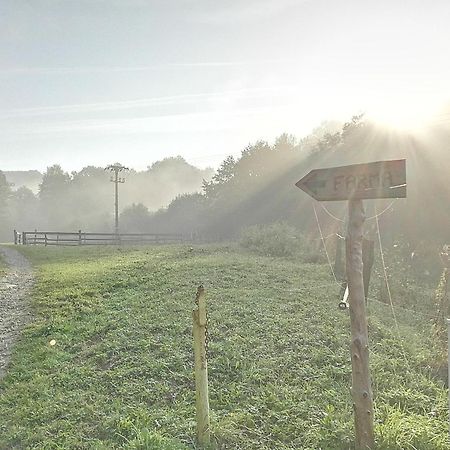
0, 244, 448, 449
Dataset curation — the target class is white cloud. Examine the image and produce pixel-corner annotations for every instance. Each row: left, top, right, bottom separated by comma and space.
0, 85, 294, 118
2, 108, 275, 137
190, 0, 309, 24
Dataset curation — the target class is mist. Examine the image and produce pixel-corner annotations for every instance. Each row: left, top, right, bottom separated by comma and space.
1, 115, 449, 246
0, 157, 213, 239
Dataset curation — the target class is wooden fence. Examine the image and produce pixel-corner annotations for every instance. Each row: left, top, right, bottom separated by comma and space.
14, 230, 185, 246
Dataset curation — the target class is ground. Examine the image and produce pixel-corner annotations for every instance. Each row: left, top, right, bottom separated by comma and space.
0, 244, 447, 449
0, 246, 34, 378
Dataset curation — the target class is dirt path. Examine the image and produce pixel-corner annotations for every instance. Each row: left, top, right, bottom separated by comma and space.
0, 246, 34, 378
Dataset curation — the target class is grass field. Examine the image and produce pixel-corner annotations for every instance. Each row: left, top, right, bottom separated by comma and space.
0, 244, 448, 449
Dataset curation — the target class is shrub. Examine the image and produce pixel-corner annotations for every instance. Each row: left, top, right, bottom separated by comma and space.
240, 222, 321, 261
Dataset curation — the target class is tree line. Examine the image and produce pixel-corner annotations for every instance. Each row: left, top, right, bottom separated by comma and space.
2, 116, 449, 250
144, 116, 449, 250
0, 157, 213, 241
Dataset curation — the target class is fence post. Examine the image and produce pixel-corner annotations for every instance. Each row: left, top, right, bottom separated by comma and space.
193, 285, 210, 446
13, 229, 17, 245
34, 229, 37, 245
22, 232, 26, 245
45, 233, 48, 247
78, 230, 82, 246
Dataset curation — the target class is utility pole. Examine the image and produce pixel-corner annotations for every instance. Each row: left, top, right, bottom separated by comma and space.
105, 163, 129, 235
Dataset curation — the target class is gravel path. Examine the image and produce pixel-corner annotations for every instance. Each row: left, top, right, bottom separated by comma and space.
0, 246, 34, 378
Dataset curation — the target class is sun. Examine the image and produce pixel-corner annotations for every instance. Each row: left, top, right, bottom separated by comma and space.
367, 96, 440, 132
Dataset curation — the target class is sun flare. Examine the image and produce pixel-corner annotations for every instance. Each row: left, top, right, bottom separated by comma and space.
367, 97, 440, 132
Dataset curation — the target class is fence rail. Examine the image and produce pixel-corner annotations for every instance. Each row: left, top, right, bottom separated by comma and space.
14, 230, 185, 246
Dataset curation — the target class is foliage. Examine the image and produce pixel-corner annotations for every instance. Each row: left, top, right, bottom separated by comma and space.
432, 268, 449, 339
0, 171, 13, 239
150, 194, 207, 236
120, 203, 152, 233
370, 238, 441, 317
0, 158, 213, 239
239, 222, 322, 263
202, 156, 236, 202
240, 222, 300, 257
0, 171, 12, 209
150, 115, 450, 248
3, 116, 450, 247
0, 245, 447, 449
39, 164, 71, 201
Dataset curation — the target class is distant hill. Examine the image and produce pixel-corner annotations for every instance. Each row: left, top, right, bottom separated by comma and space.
4, 171, 42, 193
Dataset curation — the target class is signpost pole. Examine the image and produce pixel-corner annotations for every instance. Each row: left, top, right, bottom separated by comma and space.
346, 199, 374, 449
296, 158, 406, 449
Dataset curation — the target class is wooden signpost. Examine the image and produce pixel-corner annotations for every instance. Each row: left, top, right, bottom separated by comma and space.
296, 159, 406, 450
296, 159, 406, 201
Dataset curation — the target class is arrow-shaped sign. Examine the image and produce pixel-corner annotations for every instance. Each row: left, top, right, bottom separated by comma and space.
295, 159, 406, 201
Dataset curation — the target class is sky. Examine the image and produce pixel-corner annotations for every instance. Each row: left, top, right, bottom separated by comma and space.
1, 0, 450, 172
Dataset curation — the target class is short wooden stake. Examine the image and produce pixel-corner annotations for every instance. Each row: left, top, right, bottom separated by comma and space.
346, 199, 375, 449
192, 285, 210, 446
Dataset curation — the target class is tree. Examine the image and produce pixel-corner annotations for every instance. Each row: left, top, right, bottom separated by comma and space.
0, 171, 13, 240
202, 155, 236, 200
0, 171, 11, 208
10, 187, 39, 231
39, 165, 71, 228
149, 193, 207, 235
39, 165, 71, 201
120, 203, 151, 233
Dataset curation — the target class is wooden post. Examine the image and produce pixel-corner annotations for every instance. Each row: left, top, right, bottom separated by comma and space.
346, 199, 374, 449
192, 285, 210, 446
45, 233, 48, 247
78, 230, 82, 245
22, 232, 26, 245
13, 229, 17, 245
